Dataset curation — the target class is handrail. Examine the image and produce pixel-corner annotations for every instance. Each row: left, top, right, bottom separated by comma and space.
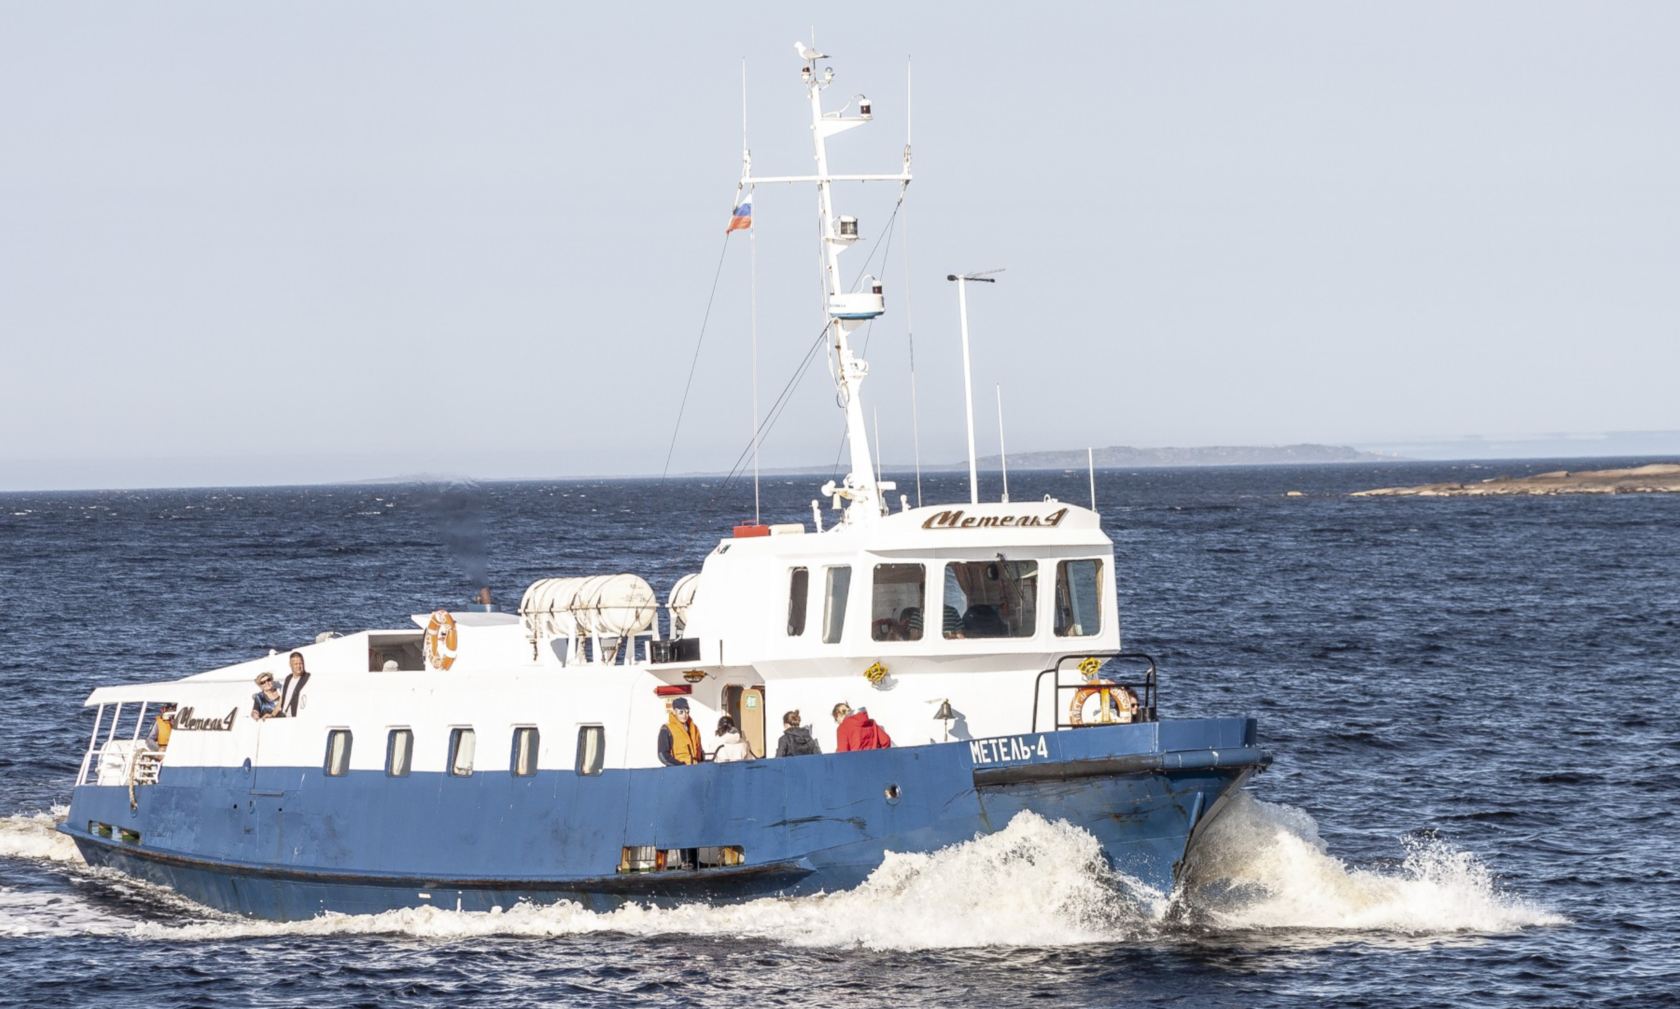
1032, 652, 1159, 733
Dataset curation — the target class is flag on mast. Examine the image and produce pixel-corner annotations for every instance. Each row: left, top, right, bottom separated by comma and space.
727, 190, 754, 233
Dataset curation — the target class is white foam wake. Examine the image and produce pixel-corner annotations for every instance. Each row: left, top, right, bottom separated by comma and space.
137, 812, 1158, 949
1178, 793, 1567, 934
3, 798, 1564, 947
0, 808, 83, 864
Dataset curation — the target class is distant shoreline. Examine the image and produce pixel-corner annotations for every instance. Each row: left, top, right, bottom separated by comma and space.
1352, 462, 1680, 497
9, 452, 1680, 495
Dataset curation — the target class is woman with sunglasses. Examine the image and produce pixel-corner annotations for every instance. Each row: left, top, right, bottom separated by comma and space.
250, 673, 285, 720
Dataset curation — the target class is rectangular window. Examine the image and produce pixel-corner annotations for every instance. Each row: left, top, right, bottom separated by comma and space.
943, 560, 1039, 638
512, 726, 540, 776
822, 566, 852, 644
786, 567, 809, 636
449, 728, 476, 777
618, 844, 744, 873
871, 563, 926, 641
386, 728, 413, 777
1055, 559, 1104, 637
576, 725, 605, 776
324, 729, 353, 777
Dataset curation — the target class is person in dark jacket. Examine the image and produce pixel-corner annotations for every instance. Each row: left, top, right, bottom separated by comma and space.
775, 710, 821, 757
279, 652, 311, 716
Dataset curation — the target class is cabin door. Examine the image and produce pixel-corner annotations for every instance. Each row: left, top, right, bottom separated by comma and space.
723, 685, 767, 758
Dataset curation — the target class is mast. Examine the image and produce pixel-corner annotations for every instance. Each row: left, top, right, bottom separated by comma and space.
746, 44, 912, 527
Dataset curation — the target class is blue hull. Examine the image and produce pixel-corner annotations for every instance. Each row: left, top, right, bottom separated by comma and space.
62, 718, 1266, 920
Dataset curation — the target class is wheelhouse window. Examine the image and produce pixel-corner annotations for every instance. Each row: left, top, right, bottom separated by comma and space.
576, 725, 605, 776
787, 567, 809, 636
871, 563, 926, 641
1054, 559, 1104, 637
324, 729, 353, 777
386, 728, 413, 777
512, 726, 540, 777
822, 566, 852, 644
448, 728, 476, 777
943, 560, 1038, 638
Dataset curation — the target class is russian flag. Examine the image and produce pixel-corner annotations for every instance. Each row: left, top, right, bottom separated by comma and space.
727, 190, 753, 233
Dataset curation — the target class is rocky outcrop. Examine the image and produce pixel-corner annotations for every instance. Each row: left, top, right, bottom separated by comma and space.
1352, 463, 1680, 497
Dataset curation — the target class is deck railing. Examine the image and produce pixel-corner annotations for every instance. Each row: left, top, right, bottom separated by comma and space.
1032, 652, 1159, 733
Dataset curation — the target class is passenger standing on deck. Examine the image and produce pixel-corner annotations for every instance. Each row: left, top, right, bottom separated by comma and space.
833, 702, 893, 751
279, 652, 311, 716
147, 703, 176, 748
712, 715, 752, 762
775, 710, 821, 757
250, 674, 284, 720
657, 697, 703, 766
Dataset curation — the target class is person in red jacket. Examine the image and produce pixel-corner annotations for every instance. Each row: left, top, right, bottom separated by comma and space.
833, 702, 893, 751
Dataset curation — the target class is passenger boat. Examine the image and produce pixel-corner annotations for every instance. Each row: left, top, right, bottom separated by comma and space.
59, 46, 1270, 921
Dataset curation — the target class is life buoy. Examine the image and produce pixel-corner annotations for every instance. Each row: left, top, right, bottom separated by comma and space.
1069, 681, 1137, 726
424, 609, 458, 671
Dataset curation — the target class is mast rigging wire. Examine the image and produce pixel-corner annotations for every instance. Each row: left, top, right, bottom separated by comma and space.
661, 234, 736, 480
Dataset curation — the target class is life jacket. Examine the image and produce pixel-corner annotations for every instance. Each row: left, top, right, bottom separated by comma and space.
154, 715, 172, 747
667, 713, 703, 765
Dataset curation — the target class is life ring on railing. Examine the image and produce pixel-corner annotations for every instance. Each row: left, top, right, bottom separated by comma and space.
424, 609, 459, 671
1069, 681, 1137, 726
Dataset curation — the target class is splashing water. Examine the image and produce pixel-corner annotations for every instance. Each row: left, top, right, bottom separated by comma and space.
4, 801, 1562, 948
136, 813, 1160, 949
1178, 793, 1567, 934
0, 808, 83, 864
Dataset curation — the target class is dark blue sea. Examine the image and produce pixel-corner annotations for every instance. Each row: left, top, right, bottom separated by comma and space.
2, 460, 1677, 1007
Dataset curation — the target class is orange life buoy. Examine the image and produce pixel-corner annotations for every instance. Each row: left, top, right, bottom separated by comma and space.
1069, 681, 1137, 726
424, 609, 458, 671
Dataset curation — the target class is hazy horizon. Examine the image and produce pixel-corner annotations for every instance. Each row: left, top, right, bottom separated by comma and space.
6, 432, 1679, 494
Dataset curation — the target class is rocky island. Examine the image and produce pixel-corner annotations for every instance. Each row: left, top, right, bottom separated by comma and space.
1352, 462, 1680, 497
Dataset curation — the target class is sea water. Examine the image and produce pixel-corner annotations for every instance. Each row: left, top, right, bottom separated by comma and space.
0, 462, 1674, 1007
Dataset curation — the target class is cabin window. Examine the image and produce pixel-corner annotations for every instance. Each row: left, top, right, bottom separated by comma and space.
1055, 559, 1104, 637
786, 567, 810, 636
619, 844, 744, 873
448, 728, 476, 777
822, 566, 852, 644
943, 560, 1038, 638
386, 728, 413, 777
324, 729, 353, 777
512, 726, 540, 776
576, 725, 605, 776
871, 564, 926, 642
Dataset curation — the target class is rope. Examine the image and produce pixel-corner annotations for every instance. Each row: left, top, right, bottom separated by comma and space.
661, 234, 736, 480
694, 196, 911, 528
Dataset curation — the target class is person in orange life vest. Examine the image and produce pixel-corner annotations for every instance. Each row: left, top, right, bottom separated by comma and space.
833, 701, 893, 752
147, 703, 176, 749
658, 697, 704, 765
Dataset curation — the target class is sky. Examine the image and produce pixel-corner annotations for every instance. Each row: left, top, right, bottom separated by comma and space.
3, 2, 1677, 491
